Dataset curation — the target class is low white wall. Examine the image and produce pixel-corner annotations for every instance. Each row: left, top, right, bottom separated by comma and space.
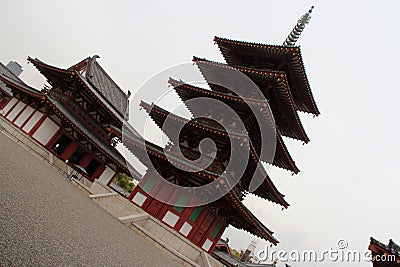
6, 101, 26, 121
32, 117, 59, 145
97, 166, 116, 185
14, 106, 34, 127
1, 97, 17, 115
22, 111, 44, 133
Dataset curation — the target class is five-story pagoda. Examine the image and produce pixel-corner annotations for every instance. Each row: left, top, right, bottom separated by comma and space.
112, 6, 319, 253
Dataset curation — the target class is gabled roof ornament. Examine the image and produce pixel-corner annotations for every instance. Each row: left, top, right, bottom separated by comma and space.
283, 6, 314, 47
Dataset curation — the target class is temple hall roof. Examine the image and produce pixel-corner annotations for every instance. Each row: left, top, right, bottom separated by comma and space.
29, 56, 129, 118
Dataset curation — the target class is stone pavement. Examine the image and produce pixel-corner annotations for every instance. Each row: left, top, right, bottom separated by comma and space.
0, 132, 180, 266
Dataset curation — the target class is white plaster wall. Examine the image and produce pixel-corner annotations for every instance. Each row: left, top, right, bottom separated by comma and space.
22, 111, 44, 133
14, 106, 34, 127
32, 117, 59, 145
162, 211, 179, 227
179, 222, 193, 237
202, 239, 213, 252
6, 101, 25, 121
132, 191, 147, 206
1, 97, 17, 115
97, 166, 116, 184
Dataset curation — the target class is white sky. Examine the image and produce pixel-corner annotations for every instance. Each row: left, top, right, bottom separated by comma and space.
2, 1, 399, 266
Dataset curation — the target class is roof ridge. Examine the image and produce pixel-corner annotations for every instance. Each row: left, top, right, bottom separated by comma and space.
67, 56, 91, 71
214, 36, 301, 50
86, 58, 128, 98
193, 56, 287, 76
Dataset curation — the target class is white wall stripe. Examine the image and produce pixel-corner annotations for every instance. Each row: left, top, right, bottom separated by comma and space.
22, 111, 43, 133
6, 101, 25, 121
14, 106, 34, 127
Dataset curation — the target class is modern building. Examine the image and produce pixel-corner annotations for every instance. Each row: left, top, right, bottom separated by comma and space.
6, 61, 23, 77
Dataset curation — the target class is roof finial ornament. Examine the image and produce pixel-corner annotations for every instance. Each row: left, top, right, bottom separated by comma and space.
283, 6, 314, 47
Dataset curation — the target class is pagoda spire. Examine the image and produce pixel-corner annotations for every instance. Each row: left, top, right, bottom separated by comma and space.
283, 6, 314, 47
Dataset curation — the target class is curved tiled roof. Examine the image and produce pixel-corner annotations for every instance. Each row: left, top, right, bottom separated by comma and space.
214, 36, 319, 116
86, 58, 129, 116
108, 125, 280, 244
141, 100, 297, 175
28, 56, 129, 118
192, 57, 309, 143
168, 77, 299, 173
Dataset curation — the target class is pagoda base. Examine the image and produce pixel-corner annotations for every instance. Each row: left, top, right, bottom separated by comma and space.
129, 172, 226, 254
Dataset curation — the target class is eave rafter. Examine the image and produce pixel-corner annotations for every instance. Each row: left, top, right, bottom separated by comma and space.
168, 78, 299, 173
192, 57, 309, 143
28, 57, 124, 126
213, 36, 320, 115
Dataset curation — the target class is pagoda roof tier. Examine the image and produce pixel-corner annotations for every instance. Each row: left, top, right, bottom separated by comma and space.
140, 100, 298, 174
28, 57, 128, 123
210, 196, 279, 245
169, 78, 299, 173
170, 77, 271, 109
140, 102, 289, 201
109, 126, 281, 244
110, 122, 288, 208
214, 36, 319, 116
192, 57, 309, 143
141, 100, 247, 140
112, 124, 227, 179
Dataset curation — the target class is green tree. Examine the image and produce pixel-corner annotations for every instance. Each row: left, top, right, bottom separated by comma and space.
114, 173, 135, 192
230, 248, 241, 260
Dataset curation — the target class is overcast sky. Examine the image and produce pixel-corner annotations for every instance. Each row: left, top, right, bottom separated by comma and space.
2, 1, 399, 266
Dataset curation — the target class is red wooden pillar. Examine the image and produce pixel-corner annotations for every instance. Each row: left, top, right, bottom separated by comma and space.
209, 223, 226, 253
0, 95, 10, 109
45, 129, 62, 150
106, 170, 118, 186
128, 171, 150, 200
202, 217, 226, 253
191, 210, 215, 245
91, 164, 106, 180
79, 153, 93, 168
128, 184, 139, 200
20, 110, 39, 131
28, 114, 47, 136
4, 99, 19, 118
11, 103, 28, 123
60, 142, 79, 161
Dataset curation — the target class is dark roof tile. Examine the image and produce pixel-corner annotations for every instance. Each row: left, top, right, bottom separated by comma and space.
86, 59, 128, 116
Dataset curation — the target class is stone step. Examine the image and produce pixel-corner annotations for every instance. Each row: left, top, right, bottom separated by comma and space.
89, 192, 118, 199
93, 196, 139, 218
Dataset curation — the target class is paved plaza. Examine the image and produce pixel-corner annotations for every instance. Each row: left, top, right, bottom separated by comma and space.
0, 132, 179, 266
